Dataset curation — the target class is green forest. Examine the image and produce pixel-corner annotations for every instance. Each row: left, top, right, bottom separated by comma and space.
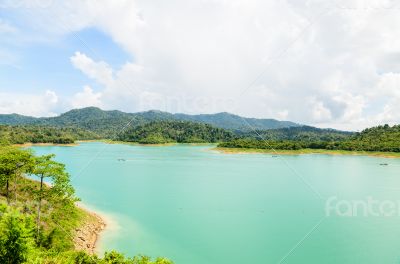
117, 120, 235, 144
0, 144, 172, 263
0, 125, 99, 145
219, 125, 400, 153
239, 126, 351, 142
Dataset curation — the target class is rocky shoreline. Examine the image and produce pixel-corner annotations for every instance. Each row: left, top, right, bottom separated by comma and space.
73, 207, 107, 255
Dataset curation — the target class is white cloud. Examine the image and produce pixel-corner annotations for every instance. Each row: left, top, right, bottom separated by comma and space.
0, 90, 58, 117
3, 0, 400, 129
70, 52, 114, 87
371, 72, 400, 124
375, 72, 400, 98
71, 85, 102, 109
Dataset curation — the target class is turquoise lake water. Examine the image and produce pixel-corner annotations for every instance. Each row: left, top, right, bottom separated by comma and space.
30, 142, 400, 264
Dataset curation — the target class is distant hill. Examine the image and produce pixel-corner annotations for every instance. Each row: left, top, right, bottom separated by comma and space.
0, 113, 38, 125
218, 124, 399, 152
334, 124, 400, 152
0, 125, 99, 144
0, 107, 300, 136
174, 112, 298, 131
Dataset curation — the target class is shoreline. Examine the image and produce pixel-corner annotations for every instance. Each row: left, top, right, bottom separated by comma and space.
14, 142, 79, 147
20, 140, 400, 158
74, 203, 108, 255
100, 140, 214, 147
214, 147, 400, 159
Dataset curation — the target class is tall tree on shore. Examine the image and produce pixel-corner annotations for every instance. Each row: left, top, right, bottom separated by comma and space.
30, 154, 75, 243
0, 147, 33, 204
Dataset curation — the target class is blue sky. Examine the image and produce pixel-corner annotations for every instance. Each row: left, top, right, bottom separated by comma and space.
1, 27, 129, 96
1, 0, 400, 130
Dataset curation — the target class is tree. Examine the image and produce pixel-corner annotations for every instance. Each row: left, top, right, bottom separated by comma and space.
0, 147, 33, 204
30, 154, 75, 243
74, 251, 99, 264
0, 208, 34, 264
103, 251, 128, 263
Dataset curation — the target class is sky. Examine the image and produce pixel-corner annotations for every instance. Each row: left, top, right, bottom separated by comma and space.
1, 0, 400, 131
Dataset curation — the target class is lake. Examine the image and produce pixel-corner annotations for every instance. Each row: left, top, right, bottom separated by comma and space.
30, 142, 400, 264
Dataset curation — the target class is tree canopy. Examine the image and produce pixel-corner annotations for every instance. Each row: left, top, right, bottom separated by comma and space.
118, 120, 235, 144
218, 124, 400, 153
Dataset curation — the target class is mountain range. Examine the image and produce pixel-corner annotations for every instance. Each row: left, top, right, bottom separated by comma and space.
0, 107, 301, 135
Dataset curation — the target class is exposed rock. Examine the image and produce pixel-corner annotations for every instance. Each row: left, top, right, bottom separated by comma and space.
73, 209, 106, 255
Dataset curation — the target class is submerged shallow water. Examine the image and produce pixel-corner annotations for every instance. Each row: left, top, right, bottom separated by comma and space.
31, 142, 400, 264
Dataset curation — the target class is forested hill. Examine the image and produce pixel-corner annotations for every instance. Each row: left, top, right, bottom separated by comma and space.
0, 113, 38, 125
0, 125, 99, 144
240, 126, 352, 141
0, 107, 299, 135
219, 124, 400, 152
335, 124, 400, 152
118, 120, 235, 144
173, 112, 298, 131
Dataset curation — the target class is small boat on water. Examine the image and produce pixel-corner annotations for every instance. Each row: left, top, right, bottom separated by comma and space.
118, 158, 126, 162
380, 163, 388, 166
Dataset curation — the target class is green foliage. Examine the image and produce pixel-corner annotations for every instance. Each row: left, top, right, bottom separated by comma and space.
74, 251, 100, 264
239, 126, 352, 142
0, 147, 34, 203
0, 208, 35, 264
1, 108, 353, 144
332, 124, 400, 152
219, 124, 400, 153
138, 134, 174, 144
0, 125, 99, 145
219, 139, 306, 150
0, 202, 175, 264
30, 154, 76, 244
31, 154, 75, 203
119, 120, 235, 144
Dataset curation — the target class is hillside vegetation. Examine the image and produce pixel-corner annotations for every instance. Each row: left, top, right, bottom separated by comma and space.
118, 120, 235, 144
239, 126, 351, 142
0, 107, 352, 146
219, 125, 400, 153
0, 125, 99, 145
330, 124, 400, 152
